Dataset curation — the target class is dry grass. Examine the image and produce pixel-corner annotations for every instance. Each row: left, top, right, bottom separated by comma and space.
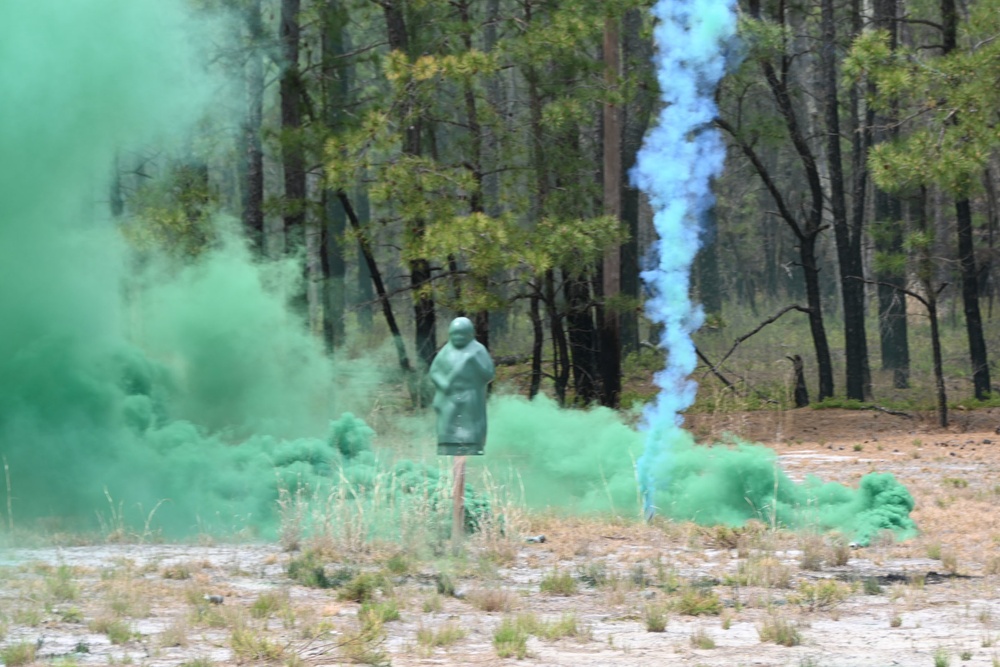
467, 586, 519, 612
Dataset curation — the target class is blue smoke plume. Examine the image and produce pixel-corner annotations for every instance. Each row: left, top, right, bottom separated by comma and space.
631, 0, 740, 513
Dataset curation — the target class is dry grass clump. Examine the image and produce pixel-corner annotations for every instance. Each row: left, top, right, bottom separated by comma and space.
43, 564, 80, 602
250, 589, 291, 620
539, 569, 578, 596
359, 599, 401, 625
493, 616, 530, 659
757, 614, 802, 646
789, 579, 851, 610
644, 602, 669, 632
89, 616, 135, 644
730, 555, 793, 588
158, 617, 191, 648
798, 533, 826, 570
690, 627, 716, 649
231, 624, 285, 662
416, 622, 466, 650
674, 586, 723, 616
468, 586, 518, 612
0, 641, 36, 667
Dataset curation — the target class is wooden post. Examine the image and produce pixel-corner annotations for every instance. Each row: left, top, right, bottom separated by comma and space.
451, 455, 467, 552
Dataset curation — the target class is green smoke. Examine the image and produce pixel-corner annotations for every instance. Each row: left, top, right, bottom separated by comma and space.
479, 397, 916, 546
0, 0, 915, 547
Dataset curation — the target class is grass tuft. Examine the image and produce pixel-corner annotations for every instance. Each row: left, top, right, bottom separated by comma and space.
494, 616, 530, 659
758, 615, 802, 646
0, 642, 37, 667
539, 569, 578, 596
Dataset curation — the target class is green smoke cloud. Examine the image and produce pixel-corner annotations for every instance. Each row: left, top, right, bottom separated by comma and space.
479, 397, 916, 546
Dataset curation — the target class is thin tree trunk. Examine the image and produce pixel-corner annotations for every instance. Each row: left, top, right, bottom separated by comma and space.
545, 269, 569, 405
355, 191, 375, 329
529, 288, 544, 399
564, 274, 598, 403
337, 191, 413, 376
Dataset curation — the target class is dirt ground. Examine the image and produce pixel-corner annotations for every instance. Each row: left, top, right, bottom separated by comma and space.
4, 408, 1000, 667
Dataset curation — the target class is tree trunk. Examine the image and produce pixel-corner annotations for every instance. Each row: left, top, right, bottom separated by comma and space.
600, 15, 622, 408
821, 0, 868, 401
742, 0, 835, 400
322, 1, 350, 349
695, 208, 722, 319
529, 287, 544, 399
280, 0, 305, 254
354, 191, 374, 330
564, 274, 599, 403
871, 0, 910, 388
619, 7, 654, 354
382, 0, 436, 372
457, 0, 491, 351
242, 0, 265, 252
338, 191, 413, 376
957, 198, 991, 398
939, 0, 990, 399
801, 232, 835, 400
928, 296, 948, 426
545, 269, 569, 405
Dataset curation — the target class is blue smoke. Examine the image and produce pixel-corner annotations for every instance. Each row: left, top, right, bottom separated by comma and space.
631, 0, 740, 514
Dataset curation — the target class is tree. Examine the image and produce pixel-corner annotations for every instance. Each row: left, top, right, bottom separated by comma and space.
719, 6, 836, 401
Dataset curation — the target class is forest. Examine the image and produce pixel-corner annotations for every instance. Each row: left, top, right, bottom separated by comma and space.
112, 0, 1000, 427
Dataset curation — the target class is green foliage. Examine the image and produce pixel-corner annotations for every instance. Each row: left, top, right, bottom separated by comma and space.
120, 163, 217, 258
846, 2, 1000, 195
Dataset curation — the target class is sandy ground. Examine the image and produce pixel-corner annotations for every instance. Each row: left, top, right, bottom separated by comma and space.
4, 407, 1000, 667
